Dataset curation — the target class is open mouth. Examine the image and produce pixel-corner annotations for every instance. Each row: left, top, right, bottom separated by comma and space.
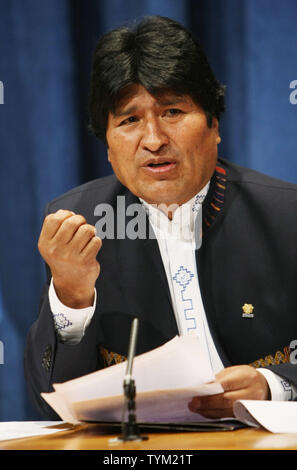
147, 162, 172, 167
144, 160, 176, 176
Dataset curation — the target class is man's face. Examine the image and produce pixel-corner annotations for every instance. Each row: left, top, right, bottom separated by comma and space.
106, 84, 221, 207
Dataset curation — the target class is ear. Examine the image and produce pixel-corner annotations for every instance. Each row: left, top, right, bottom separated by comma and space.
212, 117, 221, 144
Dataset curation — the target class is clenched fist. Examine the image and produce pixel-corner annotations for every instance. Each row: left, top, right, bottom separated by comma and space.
38, 209, 102, 308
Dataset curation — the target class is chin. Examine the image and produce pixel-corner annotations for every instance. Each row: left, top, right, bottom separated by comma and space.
140, 194, 181, 207
139, 184, 181, 204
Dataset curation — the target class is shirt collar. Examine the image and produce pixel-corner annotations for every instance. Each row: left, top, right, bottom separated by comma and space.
139, 182, 210, 239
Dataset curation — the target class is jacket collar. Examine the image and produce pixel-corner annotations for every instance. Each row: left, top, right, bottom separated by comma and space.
202, 159, 228, 238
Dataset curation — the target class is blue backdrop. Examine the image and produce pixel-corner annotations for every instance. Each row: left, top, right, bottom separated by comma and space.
0, 0, 296, 420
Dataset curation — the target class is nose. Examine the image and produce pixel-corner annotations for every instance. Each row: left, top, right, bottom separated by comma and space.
140, 117, 169, 152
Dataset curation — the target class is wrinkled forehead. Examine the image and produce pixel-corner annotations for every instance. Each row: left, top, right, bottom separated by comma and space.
112, 83, 189, 114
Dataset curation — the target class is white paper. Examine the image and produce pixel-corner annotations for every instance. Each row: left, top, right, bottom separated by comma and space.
42, 335, 224, 424
42, 392, 81, 424
71, 383, 223, 423
234, 400, 297, 433
0, 421, 72, 442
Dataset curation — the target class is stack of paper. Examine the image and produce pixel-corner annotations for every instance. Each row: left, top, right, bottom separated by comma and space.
234, 401, 297, 433
0, 422, 71, 442
42, 335, 297, 434
42, 335, 223, 424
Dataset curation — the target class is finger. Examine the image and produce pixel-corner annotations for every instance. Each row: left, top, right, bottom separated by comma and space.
188, 392, 236, 419
216, 365, 259, 392
188, 403, 234, 419
80, 235, 102, 260
69, 223, 97, 253
189, 393, 232, 412
188, 383, 262, 418
54, 214, 87, 244
41, 210, 75, 240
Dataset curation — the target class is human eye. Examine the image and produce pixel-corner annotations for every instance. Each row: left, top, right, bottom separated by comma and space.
164, 108, 183, 118
119, 115, 139, 126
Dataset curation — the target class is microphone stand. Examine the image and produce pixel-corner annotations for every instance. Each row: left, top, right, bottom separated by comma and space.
117, 317, 148, 442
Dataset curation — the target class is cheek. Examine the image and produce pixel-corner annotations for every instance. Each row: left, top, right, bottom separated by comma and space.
107, 149, 137, 186
108, 132, 138, 162
191, 127, 218, 159
178, 130, 218, 177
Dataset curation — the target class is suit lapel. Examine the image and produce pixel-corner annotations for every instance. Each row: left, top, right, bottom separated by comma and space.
114, 190, 178, 344
196, 159, 234, 367
142, 238, 172, 305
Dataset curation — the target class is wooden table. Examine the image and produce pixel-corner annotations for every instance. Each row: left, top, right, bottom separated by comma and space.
1, 423, 297, 451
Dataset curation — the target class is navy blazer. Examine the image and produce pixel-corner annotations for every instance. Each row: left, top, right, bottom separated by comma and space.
24, 158, 297, 418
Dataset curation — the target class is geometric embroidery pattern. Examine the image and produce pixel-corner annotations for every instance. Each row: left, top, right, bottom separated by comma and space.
173, 266, 194, 290
249, 345, 291, 368
173, 266, 196, 332
53, 313, 73, 331
192, 193, 207, 213
100, 346, 127, 368
203, 165, 227, 232
281, 380, 292, 393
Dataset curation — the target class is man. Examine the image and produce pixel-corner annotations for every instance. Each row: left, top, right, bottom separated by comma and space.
25, 16, 297, 420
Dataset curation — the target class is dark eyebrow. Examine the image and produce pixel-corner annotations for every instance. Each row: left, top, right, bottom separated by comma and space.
113, 106, 138, 118
157, 96, 186, 106
113, 96, 187, 117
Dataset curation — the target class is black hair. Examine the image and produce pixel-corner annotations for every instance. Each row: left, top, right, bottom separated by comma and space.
88, 15, 225, 140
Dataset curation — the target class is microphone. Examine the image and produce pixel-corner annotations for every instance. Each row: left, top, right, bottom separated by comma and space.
117, 317, 148, 442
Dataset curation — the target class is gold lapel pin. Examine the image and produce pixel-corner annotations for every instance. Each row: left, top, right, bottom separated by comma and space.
242, 303, 254, 318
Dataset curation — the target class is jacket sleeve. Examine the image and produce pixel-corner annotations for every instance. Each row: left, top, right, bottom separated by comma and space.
265, 363, 297, 392
24, 281, 103, 419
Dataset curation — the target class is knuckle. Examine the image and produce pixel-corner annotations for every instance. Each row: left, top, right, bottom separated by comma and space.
248, 366, 258, 380
48, 209, 69, 220
91, 237, 103, 254
56, 209, 74, 216
44, 213, 62, 227
79, 223, 95, 236
62, 215, 82, 229
44, 213, 56, 225
56, 209, 68, 215
46, 245, 57, 259
93, 236, 102, 248
74, 214, 86, 223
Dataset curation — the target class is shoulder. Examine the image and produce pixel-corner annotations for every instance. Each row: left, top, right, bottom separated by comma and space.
220, 157, 297, 206
218, 158, 297, 233
221, 157, 297, 193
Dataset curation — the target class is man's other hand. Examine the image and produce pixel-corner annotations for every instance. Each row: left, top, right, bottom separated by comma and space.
188, 365, 270, 418
38, 209, 102, 308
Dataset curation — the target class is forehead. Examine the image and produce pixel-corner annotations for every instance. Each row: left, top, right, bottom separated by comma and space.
112, 83, 193, 114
